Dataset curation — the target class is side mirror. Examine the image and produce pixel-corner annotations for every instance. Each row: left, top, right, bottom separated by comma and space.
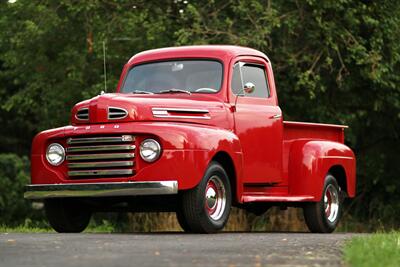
243, 82, 255, 94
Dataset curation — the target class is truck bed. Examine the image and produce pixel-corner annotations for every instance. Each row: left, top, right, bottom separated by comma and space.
236, 121, 354, 203
283, 121, 347, 144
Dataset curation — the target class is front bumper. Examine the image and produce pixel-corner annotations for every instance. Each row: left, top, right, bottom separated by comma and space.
24, 181, 178, 200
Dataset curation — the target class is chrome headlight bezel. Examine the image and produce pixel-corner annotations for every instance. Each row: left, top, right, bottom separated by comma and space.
46, 143, 65, 166
139, 139, 161, 163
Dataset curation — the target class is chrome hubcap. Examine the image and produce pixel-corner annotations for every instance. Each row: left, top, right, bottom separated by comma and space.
324, 184, 339, 223
205, 176, 226, 221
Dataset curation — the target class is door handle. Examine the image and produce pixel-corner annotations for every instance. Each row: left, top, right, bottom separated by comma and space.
269, 114, 282, 119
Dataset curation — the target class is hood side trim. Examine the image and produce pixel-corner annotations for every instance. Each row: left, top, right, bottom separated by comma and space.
152, 107, 210, 120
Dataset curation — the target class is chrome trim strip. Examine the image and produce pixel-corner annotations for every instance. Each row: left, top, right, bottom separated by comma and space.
152, 107, 209, 113
320, 156, 354, 160
283, 121, 348, 129
108, 106, 128, 120
66, 153, 135, 161
75, 108, 89, 121
242, 195, 315, 202
68, 169, 133, 176
67, 136, 134, 145
24, 181, 178, 199
66, 144, 135, 153
152, 110, 169, 116
271, 114, 282, 119
68, 161, 134, 169
152, 108, 210, 120
153, 115, 211, 120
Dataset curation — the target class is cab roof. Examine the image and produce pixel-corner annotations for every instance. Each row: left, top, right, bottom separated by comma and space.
127, 45, 270, 65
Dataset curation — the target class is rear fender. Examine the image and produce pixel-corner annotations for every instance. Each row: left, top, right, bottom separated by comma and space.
288, 140, 356, 201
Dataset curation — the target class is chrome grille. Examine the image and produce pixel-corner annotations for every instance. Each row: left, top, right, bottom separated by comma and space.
66, 135, 135, 178
76, 108, 89, 120
108, 107, 128, 120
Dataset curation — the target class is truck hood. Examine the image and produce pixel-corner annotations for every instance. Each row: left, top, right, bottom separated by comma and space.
71, 93, 230, 128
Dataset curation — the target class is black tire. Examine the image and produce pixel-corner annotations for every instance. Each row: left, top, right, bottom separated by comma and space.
303, 174, 342, 233
176, 208, 193, 232
176, 193, 193, 232
44, 198, 91, 233
180, 161, 232, 233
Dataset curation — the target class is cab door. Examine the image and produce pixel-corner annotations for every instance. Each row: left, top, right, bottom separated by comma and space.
230, 57, 283, 184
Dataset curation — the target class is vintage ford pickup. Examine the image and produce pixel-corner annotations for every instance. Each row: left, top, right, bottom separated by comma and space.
25, 46, 356, 233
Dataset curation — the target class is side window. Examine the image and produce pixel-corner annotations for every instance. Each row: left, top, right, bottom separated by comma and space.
241, 64, 270, 98
231, 63, 242, 95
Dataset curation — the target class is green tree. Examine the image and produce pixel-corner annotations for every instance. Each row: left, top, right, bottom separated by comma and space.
0, 0, 399, 228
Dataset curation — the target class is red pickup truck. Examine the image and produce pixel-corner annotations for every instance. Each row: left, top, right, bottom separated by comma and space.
25, 46, 356, 233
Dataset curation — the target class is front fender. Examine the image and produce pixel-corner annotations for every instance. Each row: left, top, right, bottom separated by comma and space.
288, 140, 356, 200
142, 122, 243, 190
31, 122, 243, 191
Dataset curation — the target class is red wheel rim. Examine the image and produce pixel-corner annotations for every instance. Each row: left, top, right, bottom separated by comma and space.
204, 175, 226, 221
324, 184, 339, 223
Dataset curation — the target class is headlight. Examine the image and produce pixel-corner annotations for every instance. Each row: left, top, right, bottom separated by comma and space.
46, 143, 65, 166
139, 139, 161, 163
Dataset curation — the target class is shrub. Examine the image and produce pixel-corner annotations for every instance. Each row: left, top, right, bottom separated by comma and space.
0, 153, 42, 225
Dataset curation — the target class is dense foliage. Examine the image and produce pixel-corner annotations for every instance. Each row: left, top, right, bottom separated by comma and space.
0, 154, 39, 225
0, 0, 399, 227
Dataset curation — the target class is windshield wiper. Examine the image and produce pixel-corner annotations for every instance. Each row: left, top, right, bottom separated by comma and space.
130, 90, 154, 94
158, 89, 191, 95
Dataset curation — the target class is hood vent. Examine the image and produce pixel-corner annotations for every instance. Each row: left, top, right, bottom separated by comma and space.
108, 107, 128, 120
76, 108, 89, 121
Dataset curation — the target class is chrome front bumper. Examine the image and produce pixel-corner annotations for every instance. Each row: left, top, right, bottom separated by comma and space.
24, 181, 178, 200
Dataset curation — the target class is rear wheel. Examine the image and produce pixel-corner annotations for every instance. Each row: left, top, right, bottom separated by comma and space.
303, 174, 342, 233
44, 198, 91, 233
179, 161, 232, 233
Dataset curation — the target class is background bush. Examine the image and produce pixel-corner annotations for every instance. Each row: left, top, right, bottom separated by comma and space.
0, 0, 399, 230
0, 153, 41, 226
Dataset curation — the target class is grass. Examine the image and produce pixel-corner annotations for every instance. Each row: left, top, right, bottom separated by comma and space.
344, 231, 400, 267
0, 224, 117, 234
0, 225, 117, 234
0, 218, 119, 233
0, 225, 53, 233
1, 208, 397, 234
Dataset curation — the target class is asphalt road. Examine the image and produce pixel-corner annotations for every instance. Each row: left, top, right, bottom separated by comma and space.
0, 232, 357, 267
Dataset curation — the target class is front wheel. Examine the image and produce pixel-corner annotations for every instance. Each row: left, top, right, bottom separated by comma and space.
179, 161, 232, 233
303, 174, 342, 233
44, 198, 91, 233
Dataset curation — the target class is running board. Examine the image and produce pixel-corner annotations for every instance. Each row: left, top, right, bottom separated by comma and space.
241, 195, 315, 203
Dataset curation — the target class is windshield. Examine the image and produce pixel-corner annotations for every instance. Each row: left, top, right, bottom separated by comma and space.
120, 60, 223, 94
